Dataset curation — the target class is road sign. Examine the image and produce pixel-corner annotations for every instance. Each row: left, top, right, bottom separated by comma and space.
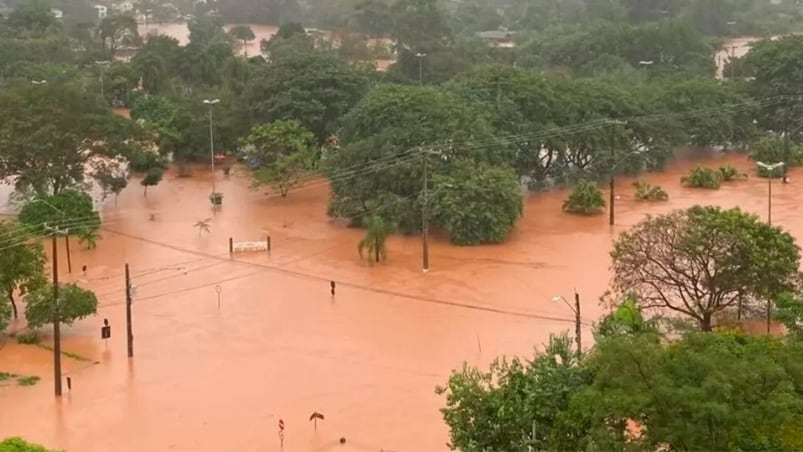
278, 419, 284, 431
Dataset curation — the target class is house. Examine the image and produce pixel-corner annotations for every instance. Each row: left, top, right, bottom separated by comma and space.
476, 29, 517, 48
93, 4, 108, 18
112, 1, 134, 12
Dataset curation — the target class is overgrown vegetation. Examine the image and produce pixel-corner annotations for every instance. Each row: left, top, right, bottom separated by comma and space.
563, 179, 605, 215
681, 166, 722, 189
632, 181, 668, 201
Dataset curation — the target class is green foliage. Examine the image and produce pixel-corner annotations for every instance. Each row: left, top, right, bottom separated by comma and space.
325, 84, 498, 233
229, 25, 256, 54
194, 218, 212, 237
431, 164, 523, 245
563, 179, 605, 215
437, 334, 592, 452
17, 376, 39, 387
243, 120, 316, 166
247, 48, 371, 143
611, 206, 801, 331
0, 221, 46, 328
0, 437, 58, 452
632, 181, 668, 201
749, 133, 803, 177
131, 95, 179, 127
358, 215, 391, 264
719, 164, 747, 181
252, 150, 314, 197
140, 167, 164, 196
24, 282, 98, 329
18, 190, 101, 238
681, 166, 722, 189
15, 330, 41, 345
78, 229, 101, 250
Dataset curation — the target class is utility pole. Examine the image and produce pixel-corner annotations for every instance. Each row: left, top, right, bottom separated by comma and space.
608, 120, 627, 226
422, 153, 429, 272
574, 291, 582, 356
125, 263, 134, 357
45, 224, 65, 397
415, 52, 426, 85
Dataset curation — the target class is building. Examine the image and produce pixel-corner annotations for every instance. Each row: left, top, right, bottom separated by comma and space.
112, 1, 134, 12
93, 4, 108, 18
476, 29, 517, 48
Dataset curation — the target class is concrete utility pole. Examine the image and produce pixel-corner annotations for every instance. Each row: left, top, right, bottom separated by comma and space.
608, 120, 627, 226
551, 291, 582, 357
125, 263, 134, 357
756, 160, 784, 335
422, 153, 430, 272
44, 223, 67, 397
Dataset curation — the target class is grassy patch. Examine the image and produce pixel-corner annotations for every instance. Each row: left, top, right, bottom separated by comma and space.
15, 330, 41, 345
0, 372, 18, 381
17, 376, 40, 387
34, 344, 93, 362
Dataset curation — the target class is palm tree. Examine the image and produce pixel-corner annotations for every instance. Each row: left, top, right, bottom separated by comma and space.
194, 218, 212, 238
78, 228, 101, 249
358, 215, 391, 265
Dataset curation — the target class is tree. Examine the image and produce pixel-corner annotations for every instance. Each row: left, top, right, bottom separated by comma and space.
252, 150, 313, 197
6, 1, 61, 35
580, 330, 803, 451
610, 206, 801, 331
324, 84, 498, 233
357, 215, 391, 264
229, 25, 255, 57
99, 15, 139, 58
140, 167, 163, 196
243, 119, 316, 166
0, 437, 59, 452
78, 229, 101, 250
353, 0, 392, 37
431, 163, 522, 245
749, 133, 803, 177
246, 49, 370, 143
194, 218, 212, 238
437, 334, 592, 452
18, 190, 101, 275
0, 221, 46, 325
0, 82, 115, 196
24, 282, 98, 330
563, 179, 605, 215
88, 156, 129, 205
632, 181, 668, 201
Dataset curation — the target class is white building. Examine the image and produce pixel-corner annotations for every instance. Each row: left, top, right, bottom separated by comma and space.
93, 4, 108, 18
113, 1, 134, 12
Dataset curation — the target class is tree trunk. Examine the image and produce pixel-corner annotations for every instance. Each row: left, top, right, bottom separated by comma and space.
375, 246, 380, 263
701, 312, 713, 332
64, 235, 72, 274
144, 186, 148, 197
8, 289, 17, 319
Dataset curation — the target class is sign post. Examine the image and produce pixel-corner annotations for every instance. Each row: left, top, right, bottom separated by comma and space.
278, 419, 285, 450
101, 318, 111, 349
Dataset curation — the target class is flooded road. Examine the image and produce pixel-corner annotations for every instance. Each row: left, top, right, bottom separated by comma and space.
1, 151, 800, 451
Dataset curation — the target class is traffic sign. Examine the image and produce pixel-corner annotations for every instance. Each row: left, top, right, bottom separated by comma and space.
278, 419, 284, 431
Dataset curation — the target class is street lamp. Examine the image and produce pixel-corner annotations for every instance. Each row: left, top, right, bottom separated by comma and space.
755, 161, 784, 225
551, 291, 582, 357
202, 99, 220, 194
638, 60, 654, 66
31, 80, 47, 85
415, 52, 426, 86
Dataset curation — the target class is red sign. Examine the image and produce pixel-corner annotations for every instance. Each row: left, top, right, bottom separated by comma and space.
278, 419, 285, 431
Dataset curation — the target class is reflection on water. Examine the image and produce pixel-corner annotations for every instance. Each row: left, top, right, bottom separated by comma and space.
0, 153, 798, 450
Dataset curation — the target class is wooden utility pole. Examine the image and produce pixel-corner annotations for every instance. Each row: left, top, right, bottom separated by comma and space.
51, 231, 62, 396
125, 263, 134, 357
574, 291, 582, 356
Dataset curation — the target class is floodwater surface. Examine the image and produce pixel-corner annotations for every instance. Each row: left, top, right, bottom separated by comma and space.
0, 151, 797, 451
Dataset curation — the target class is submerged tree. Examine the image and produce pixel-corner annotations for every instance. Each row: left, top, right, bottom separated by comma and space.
0, 221, 46, 325
24, 283, 98, 329
610, 206, 801, 331
358, 215, 391, 264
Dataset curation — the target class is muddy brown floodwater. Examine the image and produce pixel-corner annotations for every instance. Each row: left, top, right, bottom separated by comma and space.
0, 150, 797, 451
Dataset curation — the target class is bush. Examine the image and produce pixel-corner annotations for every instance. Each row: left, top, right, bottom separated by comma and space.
719, 164, 747, 181
681, 166, 721, 189
633, 181, 669, 201
0, 437, 59, 452
749, 133, 803, 178
431, 164, 523, 245
15, 330, 40, 345
563, 179, 605, 215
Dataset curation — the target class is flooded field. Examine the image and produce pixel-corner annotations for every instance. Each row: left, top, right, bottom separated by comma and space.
0, 150, 799, 451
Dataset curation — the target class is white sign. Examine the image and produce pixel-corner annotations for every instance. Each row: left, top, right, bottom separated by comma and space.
232, 241, 268, 252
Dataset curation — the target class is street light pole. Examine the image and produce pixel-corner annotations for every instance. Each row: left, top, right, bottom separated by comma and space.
756, 160, 784, 335
415, 52, 426, 85
202, 99, 220, 193
551, 291, 582, 357
95, 61, 111, 101
422, 153, 429, 272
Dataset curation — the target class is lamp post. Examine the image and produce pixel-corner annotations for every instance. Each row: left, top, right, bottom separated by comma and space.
755, 161, 784, 226
551, 291, 582, 357
415, 52, 426, 86
202, 99, 220, 194
756, 160, 784, 335
31, 80, 47, 85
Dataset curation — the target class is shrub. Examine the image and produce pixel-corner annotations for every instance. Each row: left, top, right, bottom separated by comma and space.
563, 179, 605, 215
15, 330, 40, 345
681, 166, 721, 189
633, 181, 669, 201
0, 437, 60, 452
719, 164, 747, 181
